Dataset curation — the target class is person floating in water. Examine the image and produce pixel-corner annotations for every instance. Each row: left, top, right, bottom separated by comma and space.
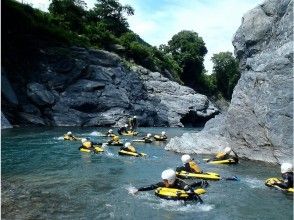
108, 135, 122, 145
118, 124, 128, 135
207, 147, 238, 163
128, 116, 138, 131
272, 163, 293, 189
106, 129, 116, 137
79, 138, 95, 150
120, 142, 137, 153
64, 131, 79, 140
132, 169, 208, 197
154, 131, 167, 141
142, 133, 152, 143
176, 154, 202, 174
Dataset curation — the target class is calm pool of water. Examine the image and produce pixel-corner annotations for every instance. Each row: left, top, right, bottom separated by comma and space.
1, 127, 293, 219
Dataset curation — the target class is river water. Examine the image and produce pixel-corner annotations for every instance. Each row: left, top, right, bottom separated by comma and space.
1, 127, 293, 220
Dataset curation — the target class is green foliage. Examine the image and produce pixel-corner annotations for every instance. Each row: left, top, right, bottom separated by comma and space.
90, 0, 134, 36
211, 52, 240, 99
3, 0, 184, 85
163, 30, 207, 87
48, 0, 87, 33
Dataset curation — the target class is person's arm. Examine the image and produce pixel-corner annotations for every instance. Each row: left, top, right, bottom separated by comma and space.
137, 182, 164, 191
232, 150, 238, 158
190, 180, 209, 188
274, 173, 293, 189
175, 179, 193, 192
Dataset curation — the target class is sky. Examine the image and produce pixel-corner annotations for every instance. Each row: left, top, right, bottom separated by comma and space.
19, 0, 264, 73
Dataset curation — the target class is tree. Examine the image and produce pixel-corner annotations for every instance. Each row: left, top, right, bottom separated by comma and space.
91, 0, 134, 36
163, 30, 207, 88
49, 0, 87, 33
211, 52, 240, 99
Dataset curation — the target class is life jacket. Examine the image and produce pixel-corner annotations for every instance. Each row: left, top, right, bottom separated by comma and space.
82, 141, 92, 148
127, 146, 136, 153
188, 161, 202, 173
64, 134, 74, 140
215, 152, 227, 160
112, 136, 120, 142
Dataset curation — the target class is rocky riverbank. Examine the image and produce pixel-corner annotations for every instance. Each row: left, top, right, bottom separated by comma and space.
1, 47, 218, 128
166, 0, 293, 164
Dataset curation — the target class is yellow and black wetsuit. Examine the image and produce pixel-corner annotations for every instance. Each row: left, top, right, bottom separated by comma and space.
64, 134, 77, 140
121, 145, 137, 153
80, 141, 94, 150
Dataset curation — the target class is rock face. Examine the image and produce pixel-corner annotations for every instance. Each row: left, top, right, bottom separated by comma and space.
166, 0, 293, 164
2, 47, 218, 128
1, 112, 12, 129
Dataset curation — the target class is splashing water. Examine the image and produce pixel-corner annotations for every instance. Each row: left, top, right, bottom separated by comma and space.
244, 177, 264, 189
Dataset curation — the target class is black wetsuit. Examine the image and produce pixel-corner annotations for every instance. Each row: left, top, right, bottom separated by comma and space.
275, 172, 293, 189
137, 178, 192, 192
117, 127, 127, 135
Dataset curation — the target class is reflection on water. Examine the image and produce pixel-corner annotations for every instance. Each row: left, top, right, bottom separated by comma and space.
2, 127, 293, 220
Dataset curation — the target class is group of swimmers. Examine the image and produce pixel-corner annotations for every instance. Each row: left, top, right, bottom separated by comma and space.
63, 127, 293, 200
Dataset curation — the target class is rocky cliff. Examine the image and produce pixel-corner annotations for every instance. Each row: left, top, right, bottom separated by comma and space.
1, 47, 218, 128
166, 0, 293, 164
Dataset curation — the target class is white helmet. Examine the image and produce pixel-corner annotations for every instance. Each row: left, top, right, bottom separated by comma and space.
181, 154, 191, 164
133, 116, 137, 119
125, 142, 131, 148
81, 138, 87, 143
281, 163, 293, 173
161, 169, 176, 185
161, 131, 166, 136
124, 124, 128, 127
224, 147, 231, 154
147, 133, 152, 138
67, 131, 72, 135
108, 129, 113, 133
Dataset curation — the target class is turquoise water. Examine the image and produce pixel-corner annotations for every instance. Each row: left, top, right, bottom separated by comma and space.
2, 127, 293, 220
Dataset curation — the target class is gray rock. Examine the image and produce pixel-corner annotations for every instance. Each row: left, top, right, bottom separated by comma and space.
167, 0, 293, 164
1, 71, 18, 105
21, 104, 41, 116
27, 83, 55, 106
18, 112, 46, 126
4, 45, 218, 128
66, 80, 105, 92
88, 49, 121, 67
1, 112, 12, 129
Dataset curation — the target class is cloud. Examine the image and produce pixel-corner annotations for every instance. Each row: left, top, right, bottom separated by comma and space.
120, 0, 264, 73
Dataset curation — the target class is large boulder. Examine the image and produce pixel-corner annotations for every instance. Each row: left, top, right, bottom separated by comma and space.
27, 83, 55, 106
3, 44, 219, 128
166, 0, 293, 164
1, 112, 12, 129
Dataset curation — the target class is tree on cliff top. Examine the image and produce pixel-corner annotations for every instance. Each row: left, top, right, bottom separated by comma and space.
212, 52, 240, 99
161, 30, 207, 89
90, 0, 134, 36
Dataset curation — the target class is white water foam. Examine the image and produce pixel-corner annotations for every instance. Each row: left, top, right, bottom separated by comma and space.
126, 185, 214, 212
126, 185, 138, 195
89, 131, 105, 136
153, 199, 214, 212
244, 177, 264, 189
54, 136, 64, 140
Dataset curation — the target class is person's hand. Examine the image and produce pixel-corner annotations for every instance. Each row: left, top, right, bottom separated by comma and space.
128, 187, 139, 194
201, 180, 209, 188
